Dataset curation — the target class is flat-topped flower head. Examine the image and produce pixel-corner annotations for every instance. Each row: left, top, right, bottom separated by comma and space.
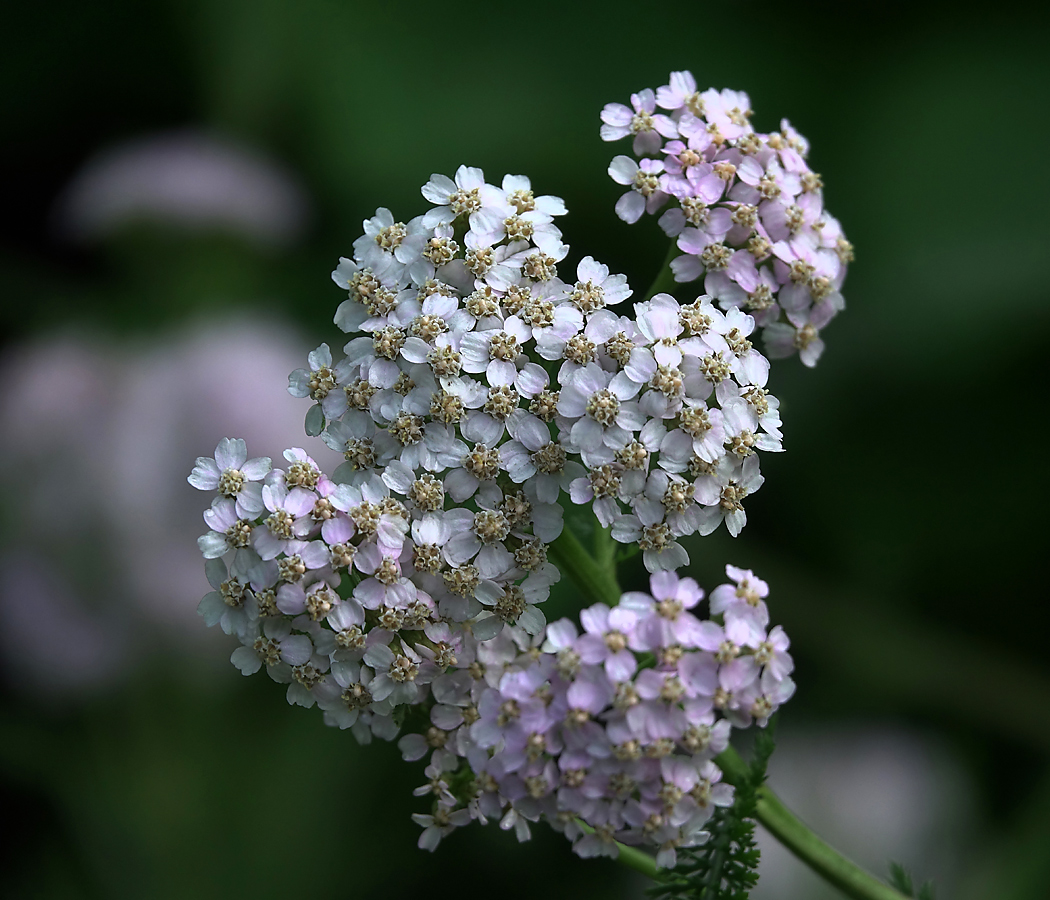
602, 70, 851, 368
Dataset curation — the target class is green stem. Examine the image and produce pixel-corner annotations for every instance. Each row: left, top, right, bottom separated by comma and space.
556, 531, 908, 900
641, 239, 680, 302
549, 527, 621, 609
592, 523, 617, 572
575, 821, 659, 878
616, 843, 661, 878
715, 748, 909, 900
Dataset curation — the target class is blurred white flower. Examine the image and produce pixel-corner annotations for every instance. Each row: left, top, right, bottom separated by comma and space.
53, 131, 310, 245
0, 318, 342, 696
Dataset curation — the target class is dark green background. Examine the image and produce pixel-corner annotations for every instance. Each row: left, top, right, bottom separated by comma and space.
2, 2, 1048, 897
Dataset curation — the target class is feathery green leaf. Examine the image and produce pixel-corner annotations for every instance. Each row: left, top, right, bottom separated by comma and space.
648, 719, 777, 900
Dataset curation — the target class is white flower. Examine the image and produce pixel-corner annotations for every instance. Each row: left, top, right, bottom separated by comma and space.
352, 208, 430, 276
197, 556, 257, 636
231, 617, 314, 682
600, 89, 678, 155
188, 437, 271, 517
557, 363, 644, 466
421, 165, 502, 230
608, 156, 669, 223
696, 454, 764, 537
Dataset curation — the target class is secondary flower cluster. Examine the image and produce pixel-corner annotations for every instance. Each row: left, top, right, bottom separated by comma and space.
601, 72, 853, 366
189, 455, 795, 866
397, 567, 794, 866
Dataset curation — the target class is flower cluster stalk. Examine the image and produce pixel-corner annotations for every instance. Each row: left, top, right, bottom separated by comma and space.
549, 529, 621, 609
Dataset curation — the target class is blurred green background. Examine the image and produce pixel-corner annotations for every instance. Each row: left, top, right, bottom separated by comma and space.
2, 1, 1049, 897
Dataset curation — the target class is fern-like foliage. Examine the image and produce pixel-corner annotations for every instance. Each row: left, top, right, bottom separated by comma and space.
649, 720, 777, 900
888, 861, 936, 900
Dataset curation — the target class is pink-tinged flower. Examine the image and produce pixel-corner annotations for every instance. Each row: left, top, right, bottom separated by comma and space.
251, 482, 317, 560
763, 299, 838, 368
675, 213, 734, 258
699, 88, 753, 142
353, 548, 416, 611
198, 497, 255, 559
706, 253, 782, 327
716, 380, 782, 442
540, 617, 581, 676
681, 716, 733, 760
328, 479, 409, 557
692, 760, 735, 812
661, 145, 719, 199
608, 156, 669, 223
627, 669, 689, 741
575, 603, 639, 681
276, 538, 332, 576
472, 670, 551, 747
600, 89, 678, 155
655, 70, 704, 115
755, 625, 794, 681
678, 650, 719, 704
571, 818, 622, 860
274, 579, 339, 620
770, 234, 842, 311
709, 565, 771, 644
188, 437, 271, 517
621, 570, 706, 649
734, 667, 796, 727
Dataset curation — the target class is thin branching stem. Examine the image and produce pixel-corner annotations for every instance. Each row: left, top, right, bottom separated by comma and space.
640, 240, 680, 303
550, 528, 621, 609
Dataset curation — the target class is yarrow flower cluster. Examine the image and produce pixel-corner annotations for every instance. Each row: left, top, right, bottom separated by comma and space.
602, 71, 853, 366
397, 567, 794, 866
190, 80, 848, 867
